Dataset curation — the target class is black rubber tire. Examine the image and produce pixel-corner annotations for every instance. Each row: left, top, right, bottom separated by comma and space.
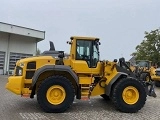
111, 78, 147, 113
100, 94, 110, 100
140, 73, 151, 82
155, 81, 160, 87
37, 75, 75, 113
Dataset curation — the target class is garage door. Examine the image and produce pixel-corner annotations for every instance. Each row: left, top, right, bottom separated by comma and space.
0, 51, 5, 75
9, 52, 33, 74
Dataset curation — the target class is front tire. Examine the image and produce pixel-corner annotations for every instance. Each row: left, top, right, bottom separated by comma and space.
37, 75, 75, 113
111, 78, 146, 113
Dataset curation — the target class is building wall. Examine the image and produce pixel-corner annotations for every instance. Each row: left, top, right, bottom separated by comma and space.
0, 32, 8, 52
0, 32, 37, 74
0, 32, 9, 74
9, 34, 36, 54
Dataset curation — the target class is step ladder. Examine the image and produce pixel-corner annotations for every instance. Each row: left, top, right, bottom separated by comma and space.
81, 84, 90, 100
21, 94, 30, 98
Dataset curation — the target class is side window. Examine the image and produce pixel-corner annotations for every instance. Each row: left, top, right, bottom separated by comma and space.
76, 46, 83, 59
92, 45, 99, 67
76, 40, 92, 66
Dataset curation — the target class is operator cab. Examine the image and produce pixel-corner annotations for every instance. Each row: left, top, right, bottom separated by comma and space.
136, 60, 151, 70
75, 38, 100, 68
68, 36, 102, 74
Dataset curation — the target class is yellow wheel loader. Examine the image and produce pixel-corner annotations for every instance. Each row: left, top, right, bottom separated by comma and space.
6, 36, 151, 113
135, 60, 154, 81
134, 60, 160, 89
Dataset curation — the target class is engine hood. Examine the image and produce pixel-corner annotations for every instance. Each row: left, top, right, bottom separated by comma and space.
18, 56, 54, 63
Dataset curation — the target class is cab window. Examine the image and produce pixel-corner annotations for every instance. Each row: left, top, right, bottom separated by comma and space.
76, 40, 92, 66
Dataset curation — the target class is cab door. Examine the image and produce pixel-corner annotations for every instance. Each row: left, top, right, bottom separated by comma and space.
73, 40, 92, 74
73, 39, 101, 75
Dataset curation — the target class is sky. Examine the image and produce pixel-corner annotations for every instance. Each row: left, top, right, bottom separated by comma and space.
0, 0, 160, 61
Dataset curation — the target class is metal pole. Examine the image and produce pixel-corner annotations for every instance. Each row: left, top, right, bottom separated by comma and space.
6, 33, 10, 75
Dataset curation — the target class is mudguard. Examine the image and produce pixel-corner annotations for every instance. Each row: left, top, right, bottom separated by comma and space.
30, 65, 80, 98
105, 72, 128, 96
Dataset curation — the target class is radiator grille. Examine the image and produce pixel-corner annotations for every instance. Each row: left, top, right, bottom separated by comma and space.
27, 61, 36, 69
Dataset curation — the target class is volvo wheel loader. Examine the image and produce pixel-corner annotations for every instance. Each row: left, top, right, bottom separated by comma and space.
6, 36, 149, 113
134, 60, 160, 89
135, 60, 155, 81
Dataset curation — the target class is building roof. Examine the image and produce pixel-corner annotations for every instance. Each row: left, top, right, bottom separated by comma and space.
129, 56, 136, 65
0, 22, 45, 42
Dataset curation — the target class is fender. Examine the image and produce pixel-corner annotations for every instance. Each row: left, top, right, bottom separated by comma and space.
30, 65, 79, 89
105, 72, 128, 96
29, 65, 80, 98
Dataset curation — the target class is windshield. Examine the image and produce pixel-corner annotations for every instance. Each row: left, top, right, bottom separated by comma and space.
136, 61, 149, 67
76, 40, 92, 60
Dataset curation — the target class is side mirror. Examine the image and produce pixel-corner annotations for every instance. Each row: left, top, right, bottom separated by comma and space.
67, 41, 72, 44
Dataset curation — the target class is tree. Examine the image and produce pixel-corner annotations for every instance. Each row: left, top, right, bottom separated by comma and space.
36, 48, 41, 55
131, 28, 160, 64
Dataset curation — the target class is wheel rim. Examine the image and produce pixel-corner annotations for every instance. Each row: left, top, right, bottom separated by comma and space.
46, 85, 66, 105
122, 86, 139, 105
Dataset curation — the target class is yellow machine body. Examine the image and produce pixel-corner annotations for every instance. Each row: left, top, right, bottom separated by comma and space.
6, 36, 147, 113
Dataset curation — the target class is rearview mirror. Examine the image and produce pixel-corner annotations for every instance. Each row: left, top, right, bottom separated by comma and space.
67, 41, 72, 44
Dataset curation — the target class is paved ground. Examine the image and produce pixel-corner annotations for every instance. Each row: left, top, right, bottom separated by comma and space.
1, 75, 160, 120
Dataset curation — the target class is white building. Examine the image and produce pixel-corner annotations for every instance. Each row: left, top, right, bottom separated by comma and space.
0, 22, 45, 75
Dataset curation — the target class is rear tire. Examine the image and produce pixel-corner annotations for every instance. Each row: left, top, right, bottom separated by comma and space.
37, 75, 75, 113
111, 78, 146, 113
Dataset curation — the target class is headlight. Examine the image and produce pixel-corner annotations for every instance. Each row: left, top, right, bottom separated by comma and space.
18, 69, 22, 76
15, 66, 23, 76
